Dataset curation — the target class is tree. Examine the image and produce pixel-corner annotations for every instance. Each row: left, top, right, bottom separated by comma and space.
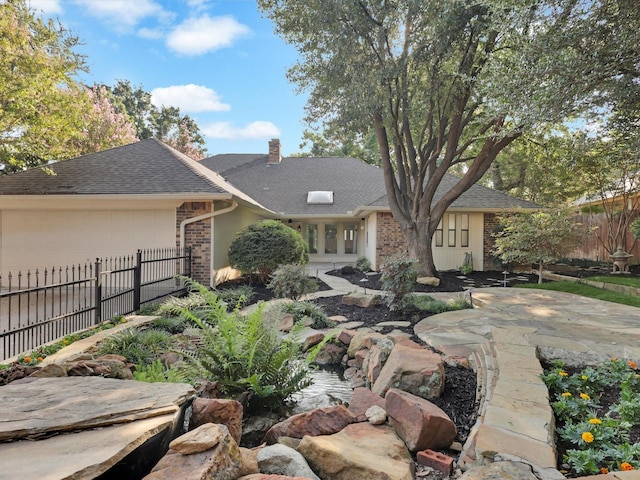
0, 0, 87, 171
109, 80, 207, 160
492, 209, 587, 283
297, 129, 380, 165
257, 0, 638, 276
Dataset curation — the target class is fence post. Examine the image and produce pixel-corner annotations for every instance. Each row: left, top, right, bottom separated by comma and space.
186, 247, 192, 278
133, 249, 142, 312
94, 258, 102, 325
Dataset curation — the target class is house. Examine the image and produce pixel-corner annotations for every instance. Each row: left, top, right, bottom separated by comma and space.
0, 138, 538, 287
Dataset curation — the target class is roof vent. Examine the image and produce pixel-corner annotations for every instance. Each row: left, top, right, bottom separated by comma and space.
307, 191, 334, 205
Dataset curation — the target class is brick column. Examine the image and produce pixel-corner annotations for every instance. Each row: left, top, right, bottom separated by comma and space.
176, 202, 212, 285
375, 212, 408, 268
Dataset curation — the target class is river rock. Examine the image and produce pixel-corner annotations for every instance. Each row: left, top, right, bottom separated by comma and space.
189, 397, 243, 443
278, 314, 295, 333
385, 388, 456, 451
144, 424, 242, 480
263, 405, 355, 444
366, 405, 387, 425
312, 342, 346, 366
257, 443, 321, 480
302, 332, 325, 352
372, 343, 444, 399
417, 277, 440, 286
348, 387, 385, 422
460, 460, 538, 479
298, 423, 414, 480
347, 331, 385, 357
238, 447, 260, 477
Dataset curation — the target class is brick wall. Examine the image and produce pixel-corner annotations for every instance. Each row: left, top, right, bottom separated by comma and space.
483, 213, 501, 270
375, 212, 408, 268
176, 202, 212, 285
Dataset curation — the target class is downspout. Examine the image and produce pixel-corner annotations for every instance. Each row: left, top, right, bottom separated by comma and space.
180, 201, 238, 287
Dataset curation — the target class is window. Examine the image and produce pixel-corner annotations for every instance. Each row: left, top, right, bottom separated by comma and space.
306, 224, 318, 254
448, 214, 456, 247
435, 219, 443, 247
344, 224, 357, 254
460, 214, 469, 247
325, 224, 338, 254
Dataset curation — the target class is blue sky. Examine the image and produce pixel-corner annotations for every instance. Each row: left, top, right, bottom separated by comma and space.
28, 0, 307, 156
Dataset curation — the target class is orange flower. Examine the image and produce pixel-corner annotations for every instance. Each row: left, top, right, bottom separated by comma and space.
621, 462, 634, 471
24, 357, 32, 363
581, 432, 594, 443
628, 360, 637, 369
37, 357, 43, 362
600, 467, 609, 474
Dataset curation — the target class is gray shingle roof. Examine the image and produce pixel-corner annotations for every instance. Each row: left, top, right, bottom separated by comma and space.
200, 154, 538, 215
0, 138, 233, 196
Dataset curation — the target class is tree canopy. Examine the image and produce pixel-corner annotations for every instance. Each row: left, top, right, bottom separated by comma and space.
257, 0, 636, 276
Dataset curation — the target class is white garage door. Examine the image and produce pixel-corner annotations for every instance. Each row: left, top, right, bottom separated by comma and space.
1, 209, 176, 276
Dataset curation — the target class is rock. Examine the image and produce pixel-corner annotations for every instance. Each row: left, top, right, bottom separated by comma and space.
302, 333, 325, 352
238, 447, 260, 477
189, 397, 243, 444
348, 387, 385, 422
372, 343, 444, 399
417, 277, 440, 286
95, 353, 127, 363
29, 364, 67, 378
277, 437, 301, 450
366, 406, 387, 425
312, 342, 346, 366
144, 424, 243, 480
342, 293, 380, 308
263, 405, 355, 445
92, 359, 133, 379
278, 314, 295, 333
66, 361, 95, 376
237, 475, 315, 480
336, 329, 356, 346
347, 331, 385, 358
362, 338, 394, 385
257, 443, 321, 480
0, 364, 40, 385
329, 315, 349, 323
170, 423, 225, 455
460, 461, 537, 479
159, 351, 183, 366
242, 412, 280, 448
385, 388, 456, 451
196, 380, 222, 399
353, 349, 367, 368
298, 423, 414, 480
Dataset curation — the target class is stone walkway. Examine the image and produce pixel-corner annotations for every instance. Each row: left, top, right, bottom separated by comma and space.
315, 268, 640, 479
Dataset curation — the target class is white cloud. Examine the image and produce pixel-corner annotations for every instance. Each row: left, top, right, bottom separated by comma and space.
138, 27, 164, 40
202, 121, 281, 140
150, 84, 231, 113
28, 0, 63, 15
166, 15, 250, 56
72, 0, 170, 31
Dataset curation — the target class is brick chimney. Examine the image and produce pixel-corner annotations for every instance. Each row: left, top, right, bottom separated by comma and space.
268, 138, 281, 164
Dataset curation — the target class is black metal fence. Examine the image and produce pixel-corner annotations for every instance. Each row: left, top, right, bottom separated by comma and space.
0, 247, 191, 361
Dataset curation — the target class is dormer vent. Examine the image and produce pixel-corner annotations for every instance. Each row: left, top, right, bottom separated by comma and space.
307, 191, 334, 205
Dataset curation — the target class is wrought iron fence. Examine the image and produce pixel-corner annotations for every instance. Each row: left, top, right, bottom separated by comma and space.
0, 247, 191, 361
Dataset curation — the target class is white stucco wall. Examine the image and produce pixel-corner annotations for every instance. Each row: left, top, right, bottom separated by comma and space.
432, 212, 484, 271
364, 213, 378, 270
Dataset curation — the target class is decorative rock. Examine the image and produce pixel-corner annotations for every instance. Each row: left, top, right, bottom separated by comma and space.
366, 405, 387, 425
353, 349, 367, 368
302, 332, 325, 352
196, 380, 222, 399
169, 423, 225, 455
298, 423, 414, 480
372, 344, 444, 399
385, 389, 456, 451
96, 353, 127, 363
348, 387, 385, 423
144, 424, 243, 480
417, 277, 440, 286
312, 342, 346, 366
277, 436, 301, 450
277, 314, 295, 333
347, 331, 385, 358
66, 361, 94, 376
329, 315, 349, 323
30, 363, 67, 378
92, 359, 133, 379
362, 338, 394, 384
460, 460, 537, 479
238, 475, 316, 480
342, 292, 380, 308
337, 329, 356, 346
238, 447, 260, 477
417, 449, 454, 475
263, 405, 355, 445
257, 443, 321, 480
189, 397, 243, 444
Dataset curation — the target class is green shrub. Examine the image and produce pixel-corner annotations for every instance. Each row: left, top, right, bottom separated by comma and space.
268, 264, 318, 301
356, 256, 372, 273
228, 220, 309, 283
133, 359, 185, 383
277, 300, 335, 329
97, 328, 172, 365
150, 316, 187, 334
409, 294, 472, 313
381, 254, 418, 311
215, 285, 254, 310
631, 217, 640, 240
156, 293, 208, 317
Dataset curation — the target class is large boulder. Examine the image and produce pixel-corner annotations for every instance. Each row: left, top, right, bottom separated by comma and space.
460, 461, 538, 479
256, 443, 320, 480
347, 331, 385, 358
144, 424, 242, 480
371, 343, 444, 399
385, 389, 457, 451
298, 423, 414, 480
263, 405, 355, 445
189, 397, 243, 444
362, 337, 394, 385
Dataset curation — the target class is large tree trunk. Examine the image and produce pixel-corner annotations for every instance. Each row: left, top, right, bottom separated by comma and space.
404, 222, 438, 278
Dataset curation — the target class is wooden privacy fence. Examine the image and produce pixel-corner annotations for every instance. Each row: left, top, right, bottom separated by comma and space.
0, 247, 191, 361
570, 213, 639, 264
